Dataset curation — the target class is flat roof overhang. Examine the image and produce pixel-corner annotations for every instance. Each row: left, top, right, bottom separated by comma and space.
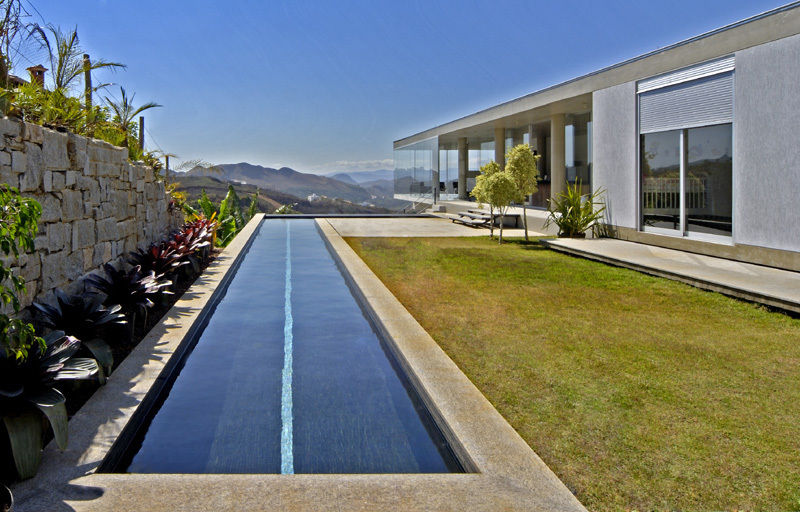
394, 1, 800, 149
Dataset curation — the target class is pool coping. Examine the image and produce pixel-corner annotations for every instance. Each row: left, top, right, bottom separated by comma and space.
9, 215, 586, 511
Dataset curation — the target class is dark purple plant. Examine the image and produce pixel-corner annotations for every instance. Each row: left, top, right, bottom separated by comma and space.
128, 243, 188, 276
0, 331, 99, 479
85, 264, 171, 316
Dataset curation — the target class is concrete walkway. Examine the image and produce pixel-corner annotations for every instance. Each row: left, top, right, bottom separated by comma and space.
543, 238, 800, 314
326, 216, 541, 238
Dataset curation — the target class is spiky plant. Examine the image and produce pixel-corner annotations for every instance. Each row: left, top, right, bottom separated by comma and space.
128, 243, 188, 277
0, 331, 99, 479
86, 264, 171, 317
32, 289, 126, 373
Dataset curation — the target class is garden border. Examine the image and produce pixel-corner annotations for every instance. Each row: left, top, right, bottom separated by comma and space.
9, 213, 265, 510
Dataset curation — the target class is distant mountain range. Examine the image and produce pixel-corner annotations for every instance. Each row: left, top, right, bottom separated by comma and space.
173, 175, 391, 215
325, 169, 393, 184
180, 163, 405, 210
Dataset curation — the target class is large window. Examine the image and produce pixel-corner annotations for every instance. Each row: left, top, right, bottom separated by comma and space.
393, 137, 437, 201
638, 57, 734, 239
641, 130, 681, 230
565, 112, 592, 193
438, 148, 458, 199
641, 126, 732, 236
686, 124, 732, 236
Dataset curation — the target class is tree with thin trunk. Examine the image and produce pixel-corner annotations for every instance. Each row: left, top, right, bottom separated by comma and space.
46, 25, 125, 92
471, 160, 499, 239
103, 87, 161, 148
0, 1, 46, 89
505, 143, 541, 241
471, 161, 518, 243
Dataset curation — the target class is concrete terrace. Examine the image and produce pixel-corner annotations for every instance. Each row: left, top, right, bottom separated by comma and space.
325, 215, 540, 238
543, 237, 800, 315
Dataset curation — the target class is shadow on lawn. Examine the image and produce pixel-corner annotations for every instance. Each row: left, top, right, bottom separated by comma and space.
488, 238, 550, 251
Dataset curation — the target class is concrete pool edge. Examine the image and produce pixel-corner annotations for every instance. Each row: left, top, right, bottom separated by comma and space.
9, 213, 266, 511
10, 216, 586, 511
314, 218, 586, 511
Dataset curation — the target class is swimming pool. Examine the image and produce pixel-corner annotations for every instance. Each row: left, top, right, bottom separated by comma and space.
102, 219, 461, 474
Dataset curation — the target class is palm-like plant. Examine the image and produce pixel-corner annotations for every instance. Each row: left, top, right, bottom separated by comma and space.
46, 25, 125, 92
0, 331, 99, 479
197, 186, 257, 247
544, 180, 607, 238
103, 86, 160, 148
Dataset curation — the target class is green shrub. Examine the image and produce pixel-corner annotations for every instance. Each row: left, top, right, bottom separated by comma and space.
0, 185, 43, 361
544, 180, 606, 237
195, 186, 258, 247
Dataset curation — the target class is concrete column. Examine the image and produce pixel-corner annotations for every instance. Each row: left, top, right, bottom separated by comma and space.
494, 126, 505, 169
550, 114, 566, 204
457, 137, 468, 200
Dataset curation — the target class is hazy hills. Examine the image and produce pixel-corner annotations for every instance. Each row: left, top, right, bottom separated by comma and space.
186, 163, 371, 203
181, 163, 405, 210
326, 169, 393, 184
173, 175, 392, 215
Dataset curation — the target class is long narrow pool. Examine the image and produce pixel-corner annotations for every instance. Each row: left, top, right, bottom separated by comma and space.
110, 219, 461, 474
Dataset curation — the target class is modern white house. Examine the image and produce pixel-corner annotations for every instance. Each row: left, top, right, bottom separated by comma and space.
394, 2, 800, 271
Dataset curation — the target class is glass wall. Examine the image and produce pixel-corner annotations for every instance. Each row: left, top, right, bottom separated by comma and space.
438, 148, 458, 200
638, 63, 733, 239
466, 139, 496, 194
565, 113, 592, 193
393, 137, 438, 202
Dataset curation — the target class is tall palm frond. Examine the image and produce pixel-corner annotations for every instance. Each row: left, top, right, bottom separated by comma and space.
103, 86, 161, 148
46, 25, 125, 91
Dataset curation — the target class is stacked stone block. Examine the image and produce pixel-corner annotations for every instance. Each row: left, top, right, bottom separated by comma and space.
0, 117, 181, 309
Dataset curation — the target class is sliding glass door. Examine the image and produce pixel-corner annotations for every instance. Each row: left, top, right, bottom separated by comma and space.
685, 124, 732, 236
641, 130, 681, 231
640, 124, 732, 237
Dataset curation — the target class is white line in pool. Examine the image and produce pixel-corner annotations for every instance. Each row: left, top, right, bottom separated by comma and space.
281, 221, 294, 474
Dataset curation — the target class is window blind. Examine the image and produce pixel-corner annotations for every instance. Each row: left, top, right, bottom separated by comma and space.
639, 71, 733, 134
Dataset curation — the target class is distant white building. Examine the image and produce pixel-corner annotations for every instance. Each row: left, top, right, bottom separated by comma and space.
307, 193, 320, 202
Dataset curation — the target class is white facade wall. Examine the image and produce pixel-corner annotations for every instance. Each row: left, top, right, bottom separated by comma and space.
733, 32, 800, 252
592, 32, 800, 256
591, 82, 637, 229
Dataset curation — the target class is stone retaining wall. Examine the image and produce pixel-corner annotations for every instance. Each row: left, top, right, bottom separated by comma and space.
0, 117, 181, 309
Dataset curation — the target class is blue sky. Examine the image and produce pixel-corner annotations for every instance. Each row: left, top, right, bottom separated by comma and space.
29, 0, 783, 174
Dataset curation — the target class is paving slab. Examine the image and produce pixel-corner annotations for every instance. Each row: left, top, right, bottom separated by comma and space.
327, 216, 541, 238
543, 237, 800, 314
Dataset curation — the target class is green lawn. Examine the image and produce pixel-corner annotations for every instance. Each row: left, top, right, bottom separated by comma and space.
346, 236, 800, 512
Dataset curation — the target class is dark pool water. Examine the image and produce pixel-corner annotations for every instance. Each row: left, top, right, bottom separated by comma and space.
123, 219, 460, 474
